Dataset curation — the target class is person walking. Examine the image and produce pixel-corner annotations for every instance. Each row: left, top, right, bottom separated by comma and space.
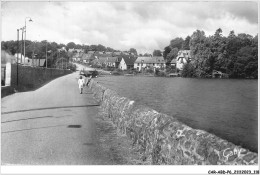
78, 76, 85, 94
86, 75, 92, 87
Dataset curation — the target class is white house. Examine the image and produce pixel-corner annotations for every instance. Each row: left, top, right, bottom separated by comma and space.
118, 56, 136, 70
28, 58, 46, 67
14, 53, 30, 65
1, 51, 16, 86
176, 50, 191, 70
134, 56, 165, 71
118, 58, 127, 70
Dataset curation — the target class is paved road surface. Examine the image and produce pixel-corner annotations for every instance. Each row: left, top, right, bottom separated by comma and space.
1, 70, 133, 165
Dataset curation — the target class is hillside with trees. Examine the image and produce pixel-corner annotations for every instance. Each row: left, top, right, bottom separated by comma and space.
1, 40, 138, 68
163, 29, 258, 79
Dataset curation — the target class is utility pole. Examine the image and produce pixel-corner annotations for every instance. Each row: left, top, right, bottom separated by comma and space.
17, 29, 19, 86
32, 41, 35, 67
24, 17, 33, 63
20, 27, 24, 64
46, 41, 47, 68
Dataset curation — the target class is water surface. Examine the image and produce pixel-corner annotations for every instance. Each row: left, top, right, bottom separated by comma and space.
96, 76, 258, 152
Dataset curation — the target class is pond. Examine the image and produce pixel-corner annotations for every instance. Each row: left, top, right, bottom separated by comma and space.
96, 76, 258, 153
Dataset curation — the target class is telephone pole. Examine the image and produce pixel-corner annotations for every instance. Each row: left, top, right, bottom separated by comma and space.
17, 29, 19, 86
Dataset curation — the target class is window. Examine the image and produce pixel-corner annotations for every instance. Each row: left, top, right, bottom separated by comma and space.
137, 63, 139, 66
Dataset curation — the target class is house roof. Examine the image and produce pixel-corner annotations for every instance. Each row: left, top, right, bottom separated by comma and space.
87, 51, 95, 54
73, 52, 84, 58
68, 48, 75, 52
113, 51, 122, 56
135, 56, 165, 64
118, 55, 136, 65
170, 59, 176, 64
177, 50, 191, 59
99, 56, 118, 63
81, 53, 94, 60
92, 56, 118, 64
176, 50, 192, 63
120, 56, 136, 65
75, 49, 84, 53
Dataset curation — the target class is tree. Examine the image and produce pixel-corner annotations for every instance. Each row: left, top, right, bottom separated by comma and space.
66, 42, 76, 49
166, 48, 178, 63
182, 36, 191, 50
106, 47, 114, 52
163, 46, 171, 60
153, 50, 162, 56
129, 48, 138, 55
143, 53, 152, 57
189, 30, 212, 77
170, 37, 184, 50
181, 63, 196, 77
96, 44, 106, 51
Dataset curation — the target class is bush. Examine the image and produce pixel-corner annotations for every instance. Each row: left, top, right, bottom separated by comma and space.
181, 63, 196, 77
155, 69, 166, 76
157, 71, 166, 77
145, 67, 154, 74
111, 69, 123, 75
166, 65, 176, 73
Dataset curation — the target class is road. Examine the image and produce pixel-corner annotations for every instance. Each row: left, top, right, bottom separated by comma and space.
1, 68, 134, 165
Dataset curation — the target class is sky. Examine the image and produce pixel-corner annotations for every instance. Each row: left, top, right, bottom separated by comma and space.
1, 1, 258, 54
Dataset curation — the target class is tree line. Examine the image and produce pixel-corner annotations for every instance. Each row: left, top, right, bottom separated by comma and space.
1, 40, 139, 67
163, 29, 258, 79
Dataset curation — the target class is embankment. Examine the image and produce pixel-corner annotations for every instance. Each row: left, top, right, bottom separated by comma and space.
1, 64, 72, 97
89, 80, 258, 165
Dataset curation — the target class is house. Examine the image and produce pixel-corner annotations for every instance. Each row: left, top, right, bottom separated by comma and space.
134, 56, 166, 71
105, 57, 118, 67
57, 47, 67, 52
72, 51, 84, 62
91, 56, 118, 67
29, 58, 46, 67
87, 51, 95, 54
170, 59, 176, 66
14, 53, 30, 64
118, 55, 137, 70
112, 51, 122, 56
68, 48, 83, 54
105, 51, 113, 55
68, 48, 75, 53
176, 50, 191, 70
81, 53, 95, 64
122, 51, 130, 55
75, 49, 84, 53
1, 51, 16, 86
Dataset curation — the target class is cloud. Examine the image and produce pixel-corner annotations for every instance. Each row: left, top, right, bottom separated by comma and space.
1, 1, 258, 54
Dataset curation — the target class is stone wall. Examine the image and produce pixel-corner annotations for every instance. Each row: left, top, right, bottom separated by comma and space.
10, 64, 72, 91
89, 80, 258, 165
1, 86, 15, 98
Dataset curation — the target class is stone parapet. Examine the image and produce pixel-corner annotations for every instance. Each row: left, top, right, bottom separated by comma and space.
89, 80, 258, 165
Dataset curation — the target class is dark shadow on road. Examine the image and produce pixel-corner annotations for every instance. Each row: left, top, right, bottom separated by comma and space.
67, 125, 82, 128
2, 104, 100, 115
2, 124, 67, 134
